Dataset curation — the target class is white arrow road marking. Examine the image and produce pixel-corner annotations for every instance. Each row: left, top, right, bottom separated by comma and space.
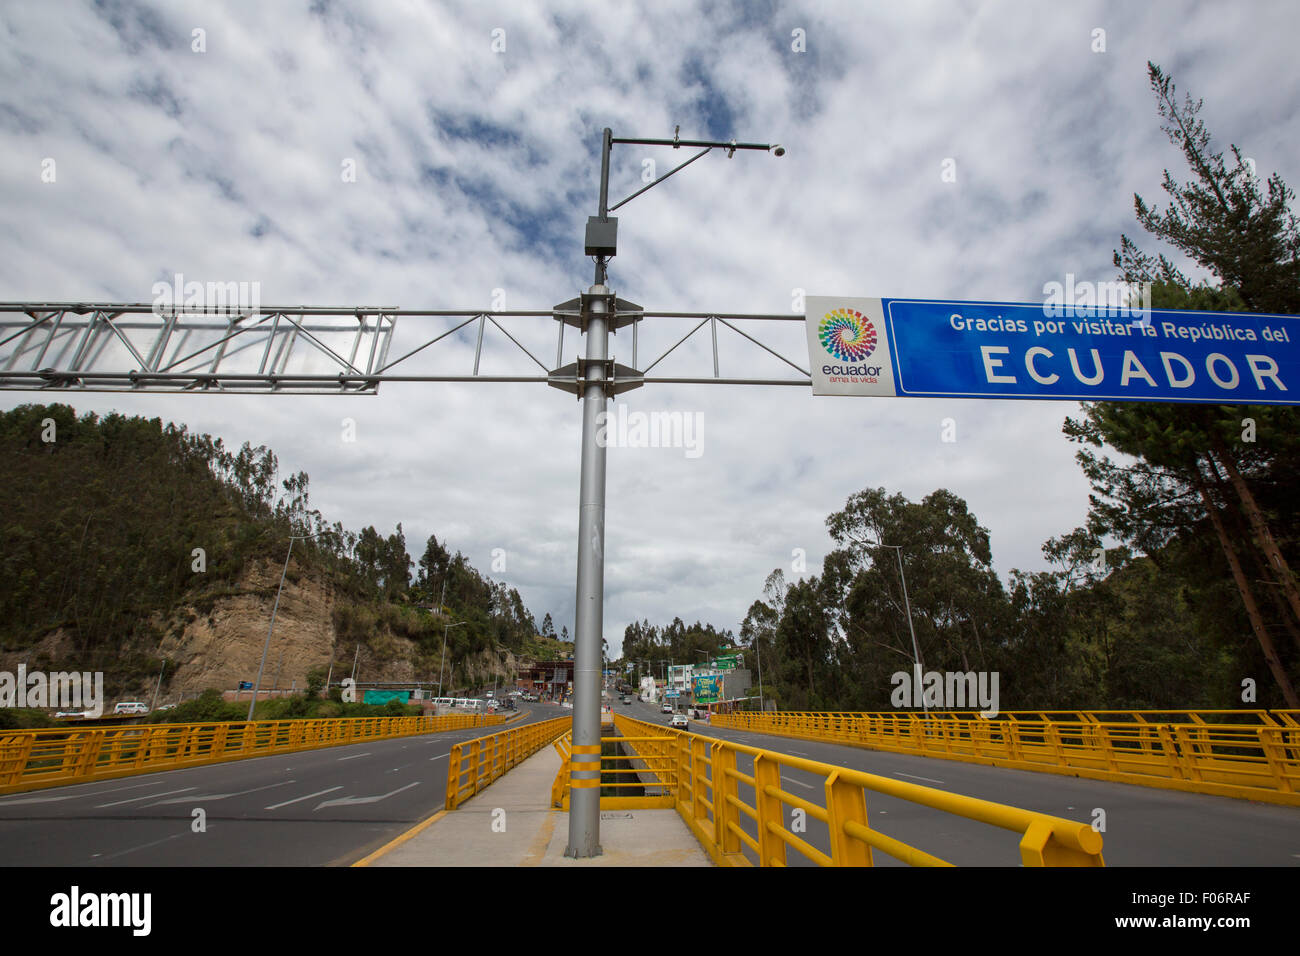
147, 780, 297, 806
337, 752, 371, 761
315, 781, 420, 810
265, 786, 342, 810
95, 787, 196, 808
894, 772, 945, 785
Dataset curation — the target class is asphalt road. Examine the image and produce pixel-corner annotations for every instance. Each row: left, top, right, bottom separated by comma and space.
0, 703, 567, 866
614, 696, 1300, 866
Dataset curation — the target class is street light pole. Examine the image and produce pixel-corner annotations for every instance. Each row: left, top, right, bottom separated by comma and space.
564, 126, 784, 859
150, 658, 166, 713
438, 620, 467, 699
249, 530, 328, 721
870, 541, 926, 715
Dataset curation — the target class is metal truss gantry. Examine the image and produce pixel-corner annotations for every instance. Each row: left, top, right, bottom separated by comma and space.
0, 302, 810, 394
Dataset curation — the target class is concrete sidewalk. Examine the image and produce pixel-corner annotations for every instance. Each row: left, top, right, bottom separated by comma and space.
366, 741, 711, 867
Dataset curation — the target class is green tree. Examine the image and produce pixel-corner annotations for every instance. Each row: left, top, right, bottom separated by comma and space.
1072, 62, 1300, 706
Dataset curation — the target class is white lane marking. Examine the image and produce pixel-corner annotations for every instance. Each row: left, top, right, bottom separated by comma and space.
94, 830, 187, 863
787, 750, 810, 756
95, 787, 196, 808
265, 786, 342, 810
781, 776, 815, 790
0, 779, 158, 806
0, 793, 84, 807
894, 772, 945, 785
147, 780, 297, 806
430, 753, 451, 760
315, 781, 421, 810
337, 752, 371, 761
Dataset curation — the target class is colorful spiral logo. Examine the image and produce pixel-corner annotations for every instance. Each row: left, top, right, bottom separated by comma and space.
818, 308, 877, 362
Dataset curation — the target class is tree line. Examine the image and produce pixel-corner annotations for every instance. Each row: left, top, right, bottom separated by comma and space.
0, 402, 550, 697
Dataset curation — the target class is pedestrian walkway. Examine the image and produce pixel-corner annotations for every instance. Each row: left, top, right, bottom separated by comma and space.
360, 738, 710, 866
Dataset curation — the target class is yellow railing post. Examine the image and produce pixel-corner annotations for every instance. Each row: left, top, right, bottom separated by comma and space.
824, 769, 872, 867
446, 744, 462, 809
76, 730, 105, 779
713, 743, 739, 857
472, 736, 482, 793
1261, 728, 1295, 793
1019, 818, 1105, 867
752, 754, 787, 867
691, 736, 710, 831
1173, 726, 1204, 782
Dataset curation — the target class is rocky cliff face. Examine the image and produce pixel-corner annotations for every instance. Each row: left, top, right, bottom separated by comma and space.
156, 560, 518, 701
159, 559, 341, 698
1, 558, 521, 705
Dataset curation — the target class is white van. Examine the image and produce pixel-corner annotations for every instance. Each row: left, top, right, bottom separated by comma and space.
113, 702, 149, 715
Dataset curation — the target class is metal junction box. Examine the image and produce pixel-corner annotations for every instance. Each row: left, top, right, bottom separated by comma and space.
584, 216, 618, 257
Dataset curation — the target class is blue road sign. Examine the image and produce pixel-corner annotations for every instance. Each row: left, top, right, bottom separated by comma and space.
806, 296, 1300, 405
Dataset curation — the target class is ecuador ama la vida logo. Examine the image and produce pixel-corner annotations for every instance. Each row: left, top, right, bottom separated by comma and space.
818, 307, 884, 383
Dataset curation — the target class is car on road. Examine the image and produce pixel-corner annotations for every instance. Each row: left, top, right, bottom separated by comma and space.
621, 695, 632, 705
113, 702, 149, 715
670, 713, 689, 729
661, 703, 673, 714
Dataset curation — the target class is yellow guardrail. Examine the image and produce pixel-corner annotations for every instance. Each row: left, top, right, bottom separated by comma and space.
613, 714, 1104, 867
710, 710, 1300, 806
550, 728, 678, 811
445, 716, 571, 809
0, 713, 505, 796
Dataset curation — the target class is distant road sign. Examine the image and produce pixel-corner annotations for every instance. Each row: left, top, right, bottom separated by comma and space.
806, 296, 1300, 405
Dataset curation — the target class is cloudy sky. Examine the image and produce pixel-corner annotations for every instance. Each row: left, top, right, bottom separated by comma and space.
2, 1, 1297, 656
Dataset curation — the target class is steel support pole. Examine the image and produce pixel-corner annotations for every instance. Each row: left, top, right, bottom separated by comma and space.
566, 126, 614, 858
566, 285, 609, 857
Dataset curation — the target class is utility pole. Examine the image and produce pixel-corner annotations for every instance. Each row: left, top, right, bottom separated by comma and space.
150, 659, 165, 712
249, 531, 319, 721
